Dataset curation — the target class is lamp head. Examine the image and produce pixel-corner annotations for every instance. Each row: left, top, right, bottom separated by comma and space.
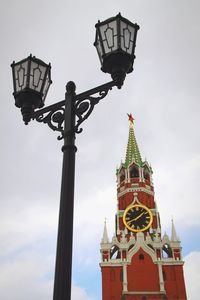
94, 13, 139, 88
11, 54, 52, 124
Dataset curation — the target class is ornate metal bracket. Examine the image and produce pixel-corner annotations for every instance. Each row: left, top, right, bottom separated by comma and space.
74, 80, 115, 134
33, 80, 116, 139
34, 103, 65, 139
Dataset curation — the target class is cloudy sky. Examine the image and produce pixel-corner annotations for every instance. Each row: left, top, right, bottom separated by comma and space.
0, 0, 200, 299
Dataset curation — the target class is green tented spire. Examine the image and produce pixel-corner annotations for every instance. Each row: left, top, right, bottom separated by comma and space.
125, 114, 142, 167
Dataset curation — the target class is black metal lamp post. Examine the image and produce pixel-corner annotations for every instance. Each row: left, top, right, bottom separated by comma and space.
11, 13, 139, 300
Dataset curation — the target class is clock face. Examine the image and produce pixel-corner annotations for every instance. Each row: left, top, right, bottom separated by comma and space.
123, 204, 153, 232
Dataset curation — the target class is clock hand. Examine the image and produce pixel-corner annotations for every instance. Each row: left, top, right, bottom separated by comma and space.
127, 211, 145, 224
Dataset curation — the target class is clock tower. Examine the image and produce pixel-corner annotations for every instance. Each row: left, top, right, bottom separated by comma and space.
100, 115, 187, 300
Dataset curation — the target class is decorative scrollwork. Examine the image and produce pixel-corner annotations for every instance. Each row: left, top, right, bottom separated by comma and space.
32, 80, 116, 140
34, 106, 65, 140
74, 88, 110, 134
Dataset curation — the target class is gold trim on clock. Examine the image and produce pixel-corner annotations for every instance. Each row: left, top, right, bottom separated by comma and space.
123, 204, 153, 232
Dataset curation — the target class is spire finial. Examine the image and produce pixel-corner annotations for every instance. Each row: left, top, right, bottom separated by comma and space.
127, 113, 134, 128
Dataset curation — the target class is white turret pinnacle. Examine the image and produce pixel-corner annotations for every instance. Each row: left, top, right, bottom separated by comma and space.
101, 219, 109, 244
171, 219, 179, 242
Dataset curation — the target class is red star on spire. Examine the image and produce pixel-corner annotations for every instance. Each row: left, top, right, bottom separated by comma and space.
127, 113, 134, 125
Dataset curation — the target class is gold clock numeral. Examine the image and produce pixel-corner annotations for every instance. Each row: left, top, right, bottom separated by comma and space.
131, 224, 135, 229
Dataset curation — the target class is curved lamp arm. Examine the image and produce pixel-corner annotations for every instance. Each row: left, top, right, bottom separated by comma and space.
33, 80, 116, 139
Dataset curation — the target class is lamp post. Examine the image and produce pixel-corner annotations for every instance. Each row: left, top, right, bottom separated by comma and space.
11, 13, 139, 300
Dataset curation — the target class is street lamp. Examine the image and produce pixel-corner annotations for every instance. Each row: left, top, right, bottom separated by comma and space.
11, 13, 139, 300
95, 13, 139, 87
11, 54, 52, 125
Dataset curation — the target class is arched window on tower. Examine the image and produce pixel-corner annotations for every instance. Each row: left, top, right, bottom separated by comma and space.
130, 164, 139, 178
141, 296, 148, 300
162, 244, 173, 258
119, 168, 125, 183
147, 244, 154, 251
110, 245, 121, 259
162, 296, 168, 300
143, 166, 150, 181
139, 253, 144, 260
128, 244, 134, 252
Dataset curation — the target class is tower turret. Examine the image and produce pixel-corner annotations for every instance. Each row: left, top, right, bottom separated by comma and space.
100, 115, 187, 300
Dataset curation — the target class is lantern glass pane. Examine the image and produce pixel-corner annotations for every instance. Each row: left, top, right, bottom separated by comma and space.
29, 61, 47, 92
120, 21, 135, 54
43, 71, 51, 100
14, 60, 28, 92
99, 20, 118, 54
95, 32, 103, 63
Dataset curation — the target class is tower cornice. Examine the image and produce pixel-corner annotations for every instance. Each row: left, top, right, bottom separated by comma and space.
118, 186, 154, 197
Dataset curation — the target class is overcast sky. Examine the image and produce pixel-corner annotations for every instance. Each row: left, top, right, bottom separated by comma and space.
0, 0, 200, 299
